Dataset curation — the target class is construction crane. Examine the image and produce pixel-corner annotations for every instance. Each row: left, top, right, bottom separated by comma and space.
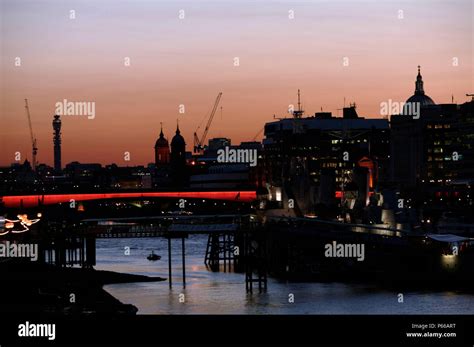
252, 127, 264, 141
193, 92, 222, 153
24, 99, 37, 171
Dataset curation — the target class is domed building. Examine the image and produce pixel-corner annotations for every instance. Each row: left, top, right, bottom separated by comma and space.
403, 66, 436, 114
154, 124, 170, 166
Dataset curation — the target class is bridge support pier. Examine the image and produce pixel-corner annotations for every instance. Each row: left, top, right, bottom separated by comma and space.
204, 232, 235, 272
243, 230, 267, 293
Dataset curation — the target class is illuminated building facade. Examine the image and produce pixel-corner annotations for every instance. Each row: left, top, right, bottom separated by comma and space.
390, 100, 474, 204
263, 105, 390, 213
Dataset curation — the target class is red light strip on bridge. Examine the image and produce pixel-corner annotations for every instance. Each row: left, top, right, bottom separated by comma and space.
335, 191, 374, 199
0, 191, 257, 208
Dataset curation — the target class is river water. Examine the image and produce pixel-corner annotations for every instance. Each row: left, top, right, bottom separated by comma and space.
96, 235, 473, 314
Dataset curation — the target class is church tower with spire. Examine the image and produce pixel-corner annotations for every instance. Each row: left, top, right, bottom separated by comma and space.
170, 121, 187, 186
154, 123, 170, 166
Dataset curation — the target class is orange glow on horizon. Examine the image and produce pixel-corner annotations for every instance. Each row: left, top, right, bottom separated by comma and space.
1, 1, 472, 167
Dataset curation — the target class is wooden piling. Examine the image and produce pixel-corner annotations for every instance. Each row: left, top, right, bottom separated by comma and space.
168, 236, 172, 288
182, 237, 186, 288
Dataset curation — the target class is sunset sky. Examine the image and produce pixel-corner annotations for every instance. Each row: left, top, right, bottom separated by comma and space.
1, 0, 472, 166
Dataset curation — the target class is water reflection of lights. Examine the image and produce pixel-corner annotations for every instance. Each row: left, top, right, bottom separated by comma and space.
0, 213, 41, 236
442, 254, 456, 259
441, 254, 458, 269
304, 214, 318, 219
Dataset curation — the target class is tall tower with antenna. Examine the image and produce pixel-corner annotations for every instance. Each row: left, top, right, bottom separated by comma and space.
52, 115, 62, 172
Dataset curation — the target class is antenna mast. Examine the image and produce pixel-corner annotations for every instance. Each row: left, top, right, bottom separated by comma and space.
293, 89, 304, 118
